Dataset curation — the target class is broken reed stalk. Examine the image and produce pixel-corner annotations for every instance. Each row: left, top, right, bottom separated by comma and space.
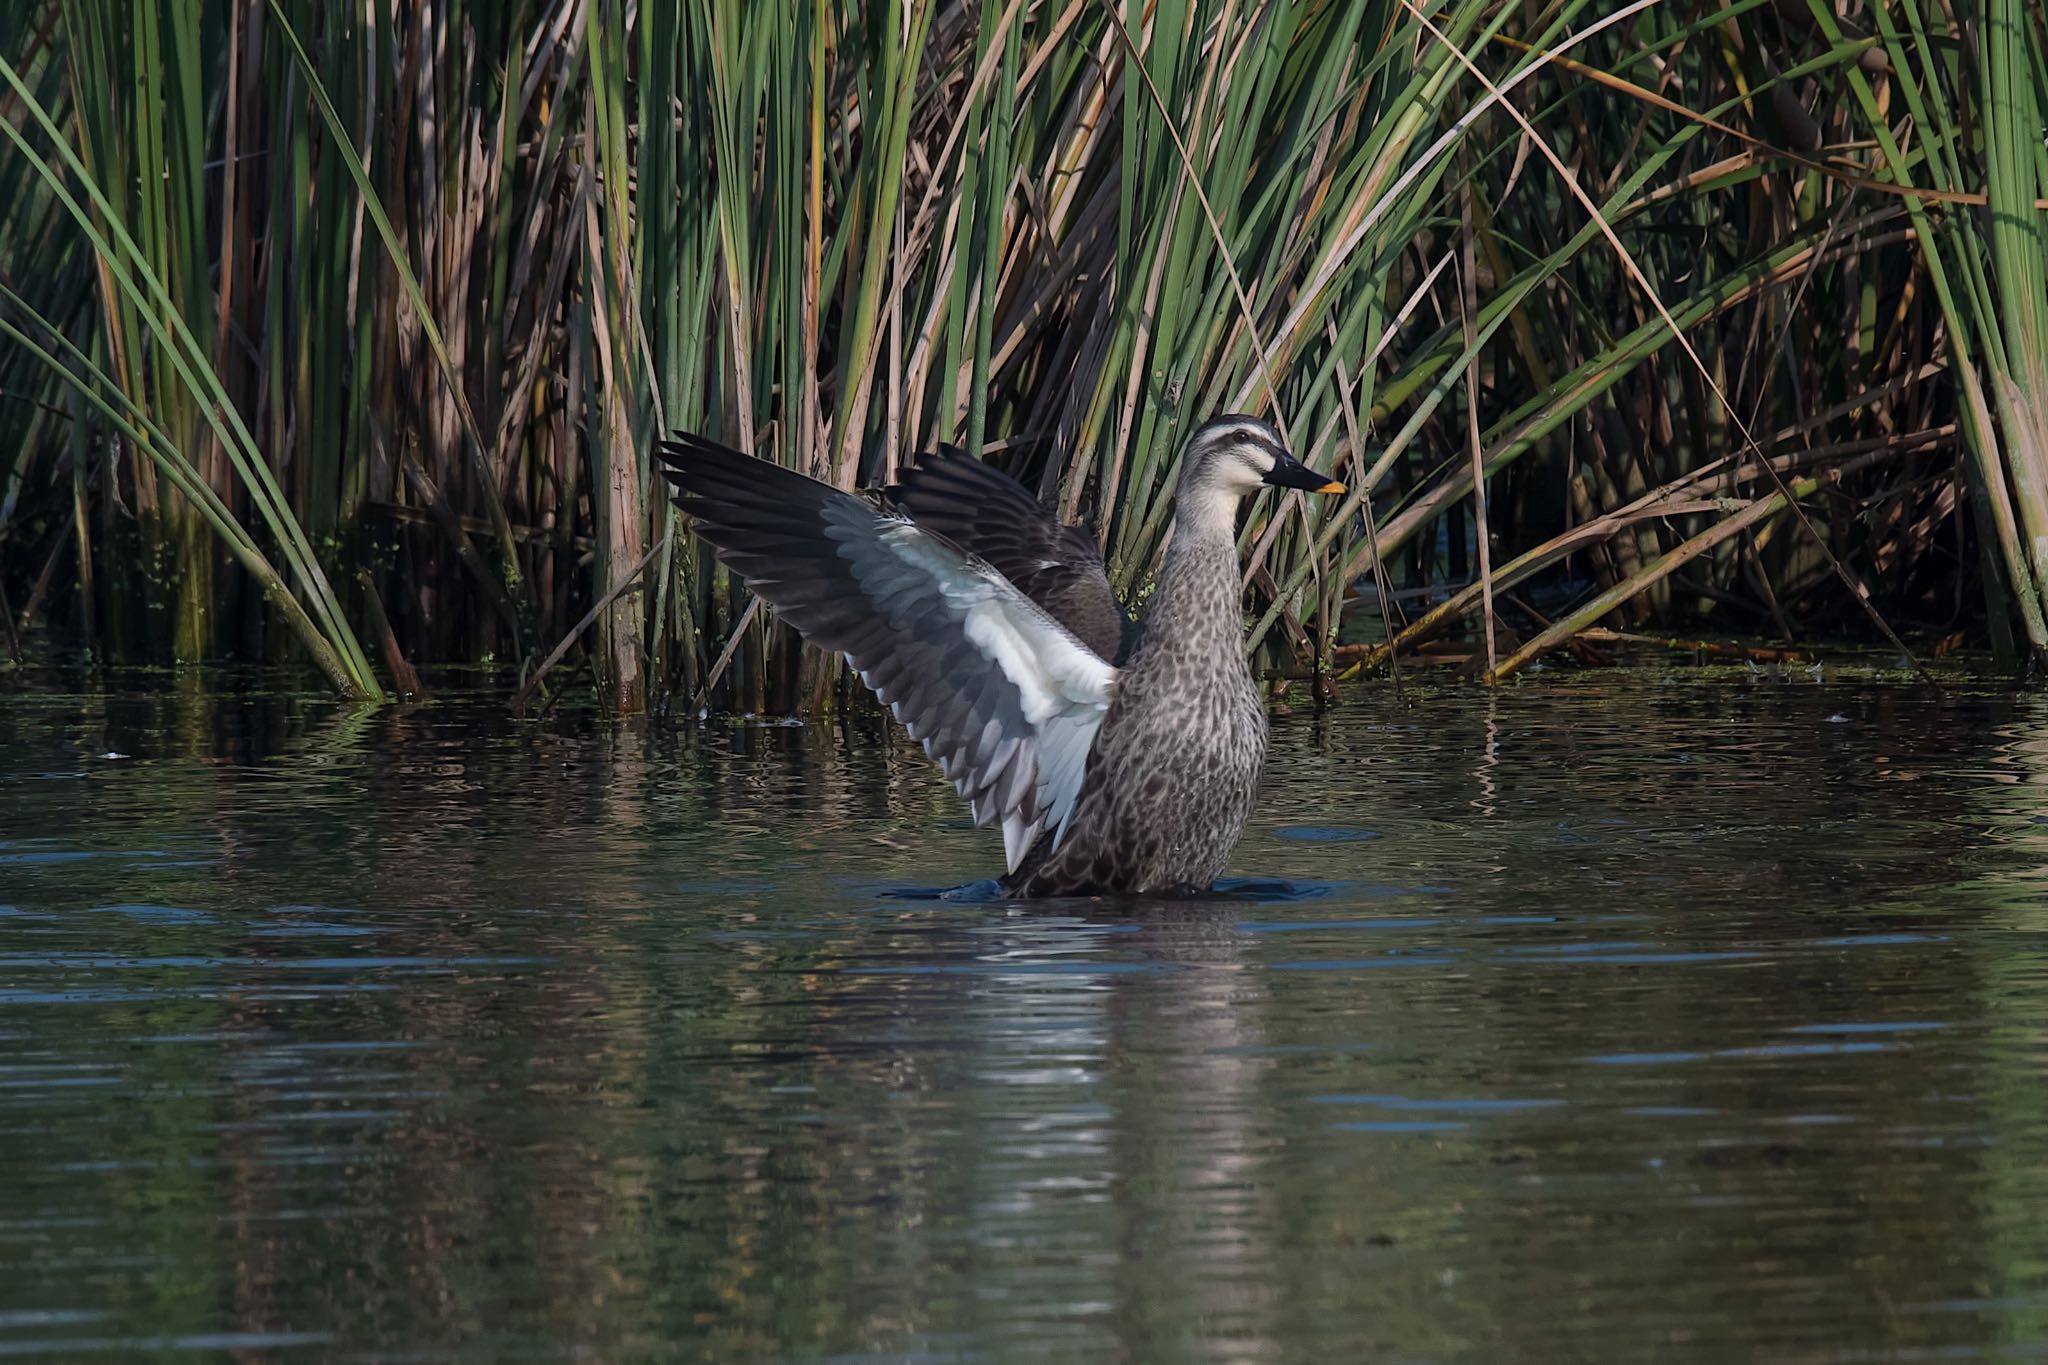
1574, 629, 1809, 663
356, 569, 423, 701
0, 566, 18, 664
512, 538, 666, 718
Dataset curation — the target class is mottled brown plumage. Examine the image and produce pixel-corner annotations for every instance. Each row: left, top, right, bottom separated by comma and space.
655, 416, 1344, 897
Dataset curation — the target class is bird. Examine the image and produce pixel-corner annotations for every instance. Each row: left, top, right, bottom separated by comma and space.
655, 415, 1346, 897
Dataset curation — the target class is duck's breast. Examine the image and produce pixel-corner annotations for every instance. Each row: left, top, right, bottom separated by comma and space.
1026, 644, 1266, 893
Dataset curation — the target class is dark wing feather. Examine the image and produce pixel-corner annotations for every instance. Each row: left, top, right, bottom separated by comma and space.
890, 447, 1134, 663
657, 433, 1117, 870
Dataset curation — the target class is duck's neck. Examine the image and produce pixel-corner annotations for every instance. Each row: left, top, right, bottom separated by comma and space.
1140, 491, 1244, 659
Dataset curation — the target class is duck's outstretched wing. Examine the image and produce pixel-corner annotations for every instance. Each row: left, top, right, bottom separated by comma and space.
657, 433, 1116, 870
890, 447, 1134, 663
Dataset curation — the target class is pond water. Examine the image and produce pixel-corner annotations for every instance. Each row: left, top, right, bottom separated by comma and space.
2, 673, 2046, 1361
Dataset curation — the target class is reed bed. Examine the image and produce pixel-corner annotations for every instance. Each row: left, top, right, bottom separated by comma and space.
1, 0, 2044, 708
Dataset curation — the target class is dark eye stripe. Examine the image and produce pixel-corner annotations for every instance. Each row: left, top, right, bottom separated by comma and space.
1210, 419, 1280, 451
1233, 428, 1287, 464
1189, 416, 1289, 467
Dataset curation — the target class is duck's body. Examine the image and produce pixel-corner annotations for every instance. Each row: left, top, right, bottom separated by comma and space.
1005, 497, 1269, 896
657, 416, 1343, 898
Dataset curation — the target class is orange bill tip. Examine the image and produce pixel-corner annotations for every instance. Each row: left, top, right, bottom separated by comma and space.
1315, 480, 1346, 495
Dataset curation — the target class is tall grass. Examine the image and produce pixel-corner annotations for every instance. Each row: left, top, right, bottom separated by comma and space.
1, 0, 2044, 707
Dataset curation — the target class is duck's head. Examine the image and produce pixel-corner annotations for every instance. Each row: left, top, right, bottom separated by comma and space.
1174, 415, 1345, 529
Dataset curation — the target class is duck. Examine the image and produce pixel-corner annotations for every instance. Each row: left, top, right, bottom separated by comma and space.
656, 415, 1346, 897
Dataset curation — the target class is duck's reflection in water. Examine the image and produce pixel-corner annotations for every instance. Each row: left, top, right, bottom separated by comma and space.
952, 899, 1283, 1360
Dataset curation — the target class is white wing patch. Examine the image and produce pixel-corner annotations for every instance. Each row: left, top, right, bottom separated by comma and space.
871, 521, 1117, 870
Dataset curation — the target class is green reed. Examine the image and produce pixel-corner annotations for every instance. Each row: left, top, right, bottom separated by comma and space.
1, 0, 2044, 706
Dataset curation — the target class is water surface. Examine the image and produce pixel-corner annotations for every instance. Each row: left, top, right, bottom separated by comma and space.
3, 674, 2047, 1360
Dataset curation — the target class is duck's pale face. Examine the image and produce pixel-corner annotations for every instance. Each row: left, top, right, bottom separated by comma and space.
1174, 416, 1346, 537
1180, 417, 1293, 498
